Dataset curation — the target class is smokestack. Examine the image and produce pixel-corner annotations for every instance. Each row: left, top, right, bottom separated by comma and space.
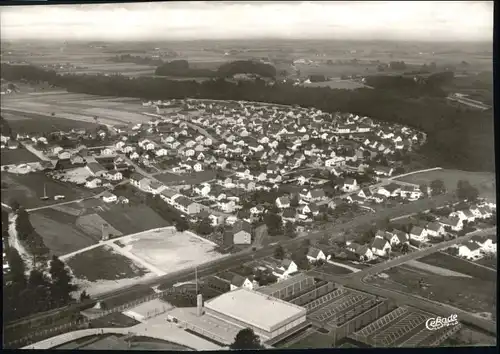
197, 294, 203, 316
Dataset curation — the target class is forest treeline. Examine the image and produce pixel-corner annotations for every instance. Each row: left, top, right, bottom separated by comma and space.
1, 63, 494, 172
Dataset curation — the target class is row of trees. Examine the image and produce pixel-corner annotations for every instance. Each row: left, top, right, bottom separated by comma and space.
1, 63, 493, 172
13, 204, 49, 261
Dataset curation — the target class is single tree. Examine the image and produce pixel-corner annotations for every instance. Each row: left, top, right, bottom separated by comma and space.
430, 179, 446, 196
175, 218, 189, 232
273, 245, 285, 260
6, 248, 27, 289
49, 255, 77, 307
230, 328, 263, 350
196, 217, 214, 236
284, 221, 296, 238
456, 180, 479, 202
263, 212, 282, 236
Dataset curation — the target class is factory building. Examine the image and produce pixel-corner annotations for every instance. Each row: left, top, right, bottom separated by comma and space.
203, 288, 307, 340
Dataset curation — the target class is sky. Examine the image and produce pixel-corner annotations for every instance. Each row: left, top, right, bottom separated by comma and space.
0, 1, 494, 42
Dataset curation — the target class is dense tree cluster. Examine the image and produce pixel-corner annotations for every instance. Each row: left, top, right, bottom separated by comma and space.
217, 60, 276, 78
456, 180, 479, 202
1, 63, 493, 172
1, 115, 15, 138
155, 60, 216, 77
4, 249, 77, 323
309, 75, 328, 82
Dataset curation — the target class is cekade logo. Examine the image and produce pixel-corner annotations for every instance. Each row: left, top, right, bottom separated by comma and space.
425, 314, 459, 331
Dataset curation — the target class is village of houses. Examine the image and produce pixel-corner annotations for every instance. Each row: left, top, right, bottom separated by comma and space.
1, 98, 496, 280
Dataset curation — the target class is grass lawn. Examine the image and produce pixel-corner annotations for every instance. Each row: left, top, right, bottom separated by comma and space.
396, 169, 496, 202
418, 252, 497, 282
319, 262, 353, 275
65, 245, 149, 282
1, 147, 41, 165
287, 331, 334, 349
98, 204, 170, 234
1, 171, 95, 209
475, 256, 497, 270
367, 265, 496, 318
89, 312, 141, 328
155, 170, 216, 185
128, 336, 191, 351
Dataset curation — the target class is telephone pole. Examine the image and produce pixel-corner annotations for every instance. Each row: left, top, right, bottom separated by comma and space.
195, 266, 198, 295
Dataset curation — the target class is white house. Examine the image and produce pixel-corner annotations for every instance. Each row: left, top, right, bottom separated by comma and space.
306, 247, 327, 263
426, 222, 445, 238
342, 178, 358, 193
104, 170, 123, 181
371, 237, 392, 257
458, 242, 482, 260
439, 217, 463, 232
409, 226, 428, 243
230, 275, 254, 291
102, 191, 118, 203
276, 196, 291, 209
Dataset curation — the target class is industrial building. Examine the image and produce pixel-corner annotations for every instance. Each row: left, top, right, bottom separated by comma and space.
204, 288, 307, 340
257, 273, 316, 301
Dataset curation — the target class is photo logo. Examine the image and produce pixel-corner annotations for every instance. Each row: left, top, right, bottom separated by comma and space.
425, 314, 459, 331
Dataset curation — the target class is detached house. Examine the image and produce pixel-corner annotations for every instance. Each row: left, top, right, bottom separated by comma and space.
346, 243, 374, 262
409, 226, 428, 243
230, 275, 254, 291
174, 196, 201, 215
439, 217, 463, 232
342, 178, 358, 193
458, 242, 482, 260
306, 247, 327, 263
371, 237, 391, 257
426, 222, 445, 238
231, 220, 253, 245
86, 162, 106, 177
102, 191, 118, 203
276, 196, 291, 209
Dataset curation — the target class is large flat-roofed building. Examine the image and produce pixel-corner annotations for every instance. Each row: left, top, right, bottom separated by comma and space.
204, 288, 307, 340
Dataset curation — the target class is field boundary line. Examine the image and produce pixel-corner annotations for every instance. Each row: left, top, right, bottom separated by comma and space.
389, 167, 443, 181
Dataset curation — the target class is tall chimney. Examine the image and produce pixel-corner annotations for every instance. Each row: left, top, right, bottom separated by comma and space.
196, 294, 203, 316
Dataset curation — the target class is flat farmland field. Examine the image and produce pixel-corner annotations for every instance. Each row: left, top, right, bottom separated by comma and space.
367, 264, 496, 319
2, 93, 154, 127
2, 110, 99, 134
30, 208, 99, 256
303, 79, 369, 90
1, 171, 95, 209
395, 169, 496, 202
1, 147, 41, 165
118, 228, 224, 274
65, 244, 155, 296
417, 252, 497, 282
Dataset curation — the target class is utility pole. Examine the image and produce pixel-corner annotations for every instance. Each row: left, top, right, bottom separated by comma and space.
195, 266, 198, 295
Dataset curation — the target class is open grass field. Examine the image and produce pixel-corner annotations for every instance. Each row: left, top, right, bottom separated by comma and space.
1, 110, 99, 134
1, 147, 41, 165
395, 169, 496, 202
155, 170, 217, 186
89, 312, 141, 329
417, 252, 497, 282
1, 171, 95, 209
118, 228, 224, 274
442, 327, 497, 347
30, 209, 98, 256
475, 255, 497, 270
367, 265, 496, 319
65, 244, 154, 296
97, 203, 170, 235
